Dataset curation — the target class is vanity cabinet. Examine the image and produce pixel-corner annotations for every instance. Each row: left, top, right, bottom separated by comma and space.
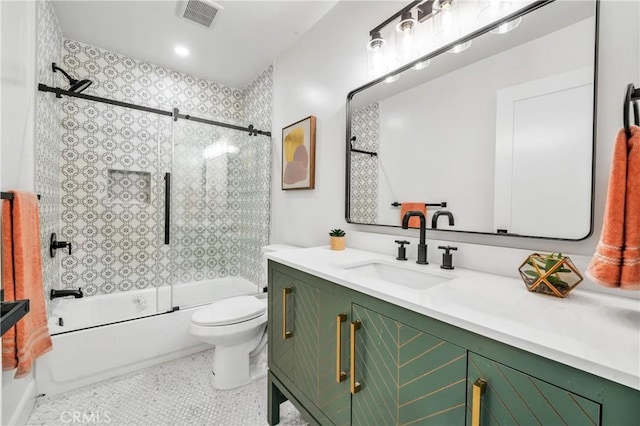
268, 261, 638, 426
466, 353, 601, 426
351, 304, 466, 425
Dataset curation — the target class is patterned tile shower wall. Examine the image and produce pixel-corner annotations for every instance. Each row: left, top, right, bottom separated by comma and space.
170, 121, 243, 283
56, 39, 272, 296
239, 66, 273, 290
36, 0, 63, 312
59, 100, 171, 295
350, 103, 379, 224
61, 40, 244, 124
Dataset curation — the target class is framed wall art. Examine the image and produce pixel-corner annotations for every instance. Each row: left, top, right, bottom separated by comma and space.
282, 116, 316, 190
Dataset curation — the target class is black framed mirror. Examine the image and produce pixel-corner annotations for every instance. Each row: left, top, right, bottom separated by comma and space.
346, 0, 598, 241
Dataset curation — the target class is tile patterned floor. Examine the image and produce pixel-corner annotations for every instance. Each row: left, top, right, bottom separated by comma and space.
27, 350, 307, 426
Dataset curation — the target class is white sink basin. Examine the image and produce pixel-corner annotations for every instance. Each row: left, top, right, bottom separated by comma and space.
343, 261, 453, 289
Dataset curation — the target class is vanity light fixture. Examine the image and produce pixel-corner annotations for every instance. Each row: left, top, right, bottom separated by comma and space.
365, 0, 527, 77
395, 10, 418, 62
433, 0, 472, 53
478, 0, 522, 34
433, 0, 460, 43
367, 31, 388, 76
365, 0, 470, 77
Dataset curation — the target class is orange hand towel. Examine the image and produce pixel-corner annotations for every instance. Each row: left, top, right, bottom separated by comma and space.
621, 126, 640, 288
586, 126, 640, 289
2, 191, 52, 378
400, 202, 427, 229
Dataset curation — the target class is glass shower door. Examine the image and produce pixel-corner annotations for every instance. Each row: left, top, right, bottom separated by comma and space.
57, 97, 171, 330
169, 118, 271, 309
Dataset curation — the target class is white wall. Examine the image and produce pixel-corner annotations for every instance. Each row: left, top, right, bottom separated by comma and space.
1, 0, 38, 424
1, 0, 36, 191
272, 1, 640, 261
272, 1, 401, 248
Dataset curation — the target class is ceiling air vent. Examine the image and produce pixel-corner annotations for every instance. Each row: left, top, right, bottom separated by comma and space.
179, 0, 223, 29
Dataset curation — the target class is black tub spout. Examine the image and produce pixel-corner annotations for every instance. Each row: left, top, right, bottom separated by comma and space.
50, 288, 83, 300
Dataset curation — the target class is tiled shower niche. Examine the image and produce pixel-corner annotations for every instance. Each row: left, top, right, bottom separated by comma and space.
107, 169, 152, 205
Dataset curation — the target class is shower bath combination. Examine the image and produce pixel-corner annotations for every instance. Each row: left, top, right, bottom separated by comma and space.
35, 58, 275, 393
51, 62, 92, 93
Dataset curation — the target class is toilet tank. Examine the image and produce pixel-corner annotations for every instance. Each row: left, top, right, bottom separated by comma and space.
262, 244, 299, 292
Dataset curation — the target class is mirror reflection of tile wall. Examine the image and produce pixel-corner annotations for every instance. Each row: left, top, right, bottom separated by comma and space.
350, 103, 379, 224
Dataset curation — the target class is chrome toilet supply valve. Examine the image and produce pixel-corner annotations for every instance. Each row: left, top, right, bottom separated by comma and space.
438, 245, 457, 270
50, 232, 72, 258
394, 240, 410, 261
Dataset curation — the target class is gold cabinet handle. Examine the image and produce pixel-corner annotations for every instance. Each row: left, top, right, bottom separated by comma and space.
350, 320, 362, 394
472, 378, 487, 426
336, 314, 347, 383
282, 287, 292, 340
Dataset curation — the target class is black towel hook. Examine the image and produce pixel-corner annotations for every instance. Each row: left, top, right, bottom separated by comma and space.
624, 83, 640, 139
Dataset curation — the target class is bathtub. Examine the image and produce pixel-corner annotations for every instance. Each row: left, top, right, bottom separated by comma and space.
36, 277, 259, 396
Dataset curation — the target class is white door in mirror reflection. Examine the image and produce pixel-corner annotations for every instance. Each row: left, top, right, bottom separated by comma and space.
493, 67, 593, 239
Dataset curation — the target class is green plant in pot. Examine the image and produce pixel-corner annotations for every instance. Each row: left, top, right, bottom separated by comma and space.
518, 252, 583, 298
329, 229, 346, 251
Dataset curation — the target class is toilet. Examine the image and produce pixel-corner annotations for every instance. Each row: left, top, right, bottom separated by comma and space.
189, 244, 298, 390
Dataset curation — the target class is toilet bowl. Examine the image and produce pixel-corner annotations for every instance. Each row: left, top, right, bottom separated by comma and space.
190, 295, 267, 390
189, 244, 299, 390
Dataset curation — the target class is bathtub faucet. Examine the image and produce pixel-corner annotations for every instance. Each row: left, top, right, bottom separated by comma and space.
50, 287, 83, 300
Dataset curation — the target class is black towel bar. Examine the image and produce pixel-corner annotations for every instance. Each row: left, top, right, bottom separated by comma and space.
624, 83, 640, 138
350, 136, 378, 157
1, 192, 41, 200
391, 201, 447, 208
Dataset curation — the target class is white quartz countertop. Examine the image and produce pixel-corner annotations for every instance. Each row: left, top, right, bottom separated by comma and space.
266, 246, 640, 391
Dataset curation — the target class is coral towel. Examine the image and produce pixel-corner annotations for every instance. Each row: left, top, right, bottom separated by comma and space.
586, 126, 640, 289
400, 202, 427, 229
2, 191, 52, 378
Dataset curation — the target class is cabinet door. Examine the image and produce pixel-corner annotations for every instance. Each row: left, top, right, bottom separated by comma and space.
317, 290, 352, 426
351, 304, 467, 426
270, 269, 296, 382
467, 353, 601, 426
291, 279, 320, 404
271, 265, 351, 423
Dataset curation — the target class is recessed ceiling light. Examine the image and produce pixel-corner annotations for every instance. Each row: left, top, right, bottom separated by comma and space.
174, 46, 189, 57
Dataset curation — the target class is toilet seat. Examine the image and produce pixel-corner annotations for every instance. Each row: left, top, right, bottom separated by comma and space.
192, 296, 266, 326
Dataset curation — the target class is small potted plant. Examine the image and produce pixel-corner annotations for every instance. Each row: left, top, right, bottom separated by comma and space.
329, 229, 346, 251
518, 252, 583, 298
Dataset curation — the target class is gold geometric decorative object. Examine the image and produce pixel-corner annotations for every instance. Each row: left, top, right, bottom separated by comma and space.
518, 253, 583, 298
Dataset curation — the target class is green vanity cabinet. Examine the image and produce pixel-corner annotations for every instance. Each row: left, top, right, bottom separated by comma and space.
466, 353, 601, 426
351, 304, 467, 425
268, 261, 639, 426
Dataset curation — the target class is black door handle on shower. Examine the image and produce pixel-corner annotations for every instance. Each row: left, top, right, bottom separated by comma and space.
164, 172, 170, 245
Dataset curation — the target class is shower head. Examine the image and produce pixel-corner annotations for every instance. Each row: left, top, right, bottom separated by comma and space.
70, 79, 92, 93
52, 62, 93, 93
